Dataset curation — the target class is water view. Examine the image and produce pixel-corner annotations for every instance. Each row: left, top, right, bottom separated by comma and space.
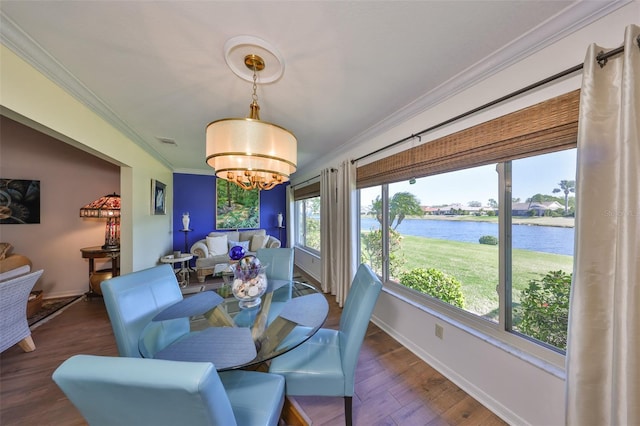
360, 217, 574, 256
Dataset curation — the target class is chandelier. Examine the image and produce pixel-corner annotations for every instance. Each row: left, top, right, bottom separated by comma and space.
206, 51, 297, 191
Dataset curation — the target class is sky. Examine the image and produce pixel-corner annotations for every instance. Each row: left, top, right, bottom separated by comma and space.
360, 149, 577, 208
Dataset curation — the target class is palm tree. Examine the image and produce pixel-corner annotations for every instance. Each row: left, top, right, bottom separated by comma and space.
370, 192, 423, 230
552, 180, 576, 215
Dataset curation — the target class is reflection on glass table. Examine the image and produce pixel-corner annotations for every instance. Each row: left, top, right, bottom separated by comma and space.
138, 280, 328, 371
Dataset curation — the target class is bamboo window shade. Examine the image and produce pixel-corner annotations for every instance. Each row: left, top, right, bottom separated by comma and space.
293, 181, 320, 200
356, 90, 580, 189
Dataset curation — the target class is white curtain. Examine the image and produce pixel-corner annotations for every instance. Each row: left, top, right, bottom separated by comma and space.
334, 160, 357, 307
320, 168, 337, 294
565, 25, 640, 426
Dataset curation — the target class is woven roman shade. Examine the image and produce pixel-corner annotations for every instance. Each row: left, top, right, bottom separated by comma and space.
293, 181, 320, 200
357, 90, 580, 188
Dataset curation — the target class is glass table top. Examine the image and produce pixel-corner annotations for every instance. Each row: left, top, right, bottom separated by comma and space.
139, 280, 328, 371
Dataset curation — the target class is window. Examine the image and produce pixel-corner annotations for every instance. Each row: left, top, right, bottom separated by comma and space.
295, 196, 321, 252
358, 149, 576, 352
509, 150, 575, 350
356, 91, 579, 358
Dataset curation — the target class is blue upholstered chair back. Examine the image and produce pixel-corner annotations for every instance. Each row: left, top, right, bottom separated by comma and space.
101, 264, 189, 358
53, 355, 237, 426
256, 247, 294, 281
338, 263, 382, 393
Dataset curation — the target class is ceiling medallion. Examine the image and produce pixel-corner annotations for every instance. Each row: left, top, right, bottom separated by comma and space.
223, 35, 284, 83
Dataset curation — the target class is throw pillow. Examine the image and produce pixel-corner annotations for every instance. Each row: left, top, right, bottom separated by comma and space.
0, 242, 12, 260
250, 234, 268, 252
227, 240, 250, 253
239, 229, 266, 241
206, 234, 228, 256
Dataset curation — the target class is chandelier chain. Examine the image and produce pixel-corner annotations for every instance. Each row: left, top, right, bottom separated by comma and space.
252, 68, 259, 103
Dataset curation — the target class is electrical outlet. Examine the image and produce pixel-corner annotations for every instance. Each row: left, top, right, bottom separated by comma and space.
435, 324, 444, 339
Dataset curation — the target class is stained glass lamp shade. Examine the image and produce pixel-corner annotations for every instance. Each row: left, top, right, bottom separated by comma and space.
79, 193, 121, 249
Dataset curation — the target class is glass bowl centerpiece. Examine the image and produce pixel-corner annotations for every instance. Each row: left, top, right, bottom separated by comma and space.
231, 255, 267, 309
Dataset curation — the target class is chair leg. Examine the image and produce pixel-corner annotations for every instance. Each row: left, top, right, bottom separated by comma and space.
344, 396, 352, 426
18, 335, 35, 352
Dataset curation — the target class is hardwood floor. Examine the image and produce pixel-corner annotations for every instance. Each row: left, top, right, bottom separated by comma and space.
0, 278, 507, 426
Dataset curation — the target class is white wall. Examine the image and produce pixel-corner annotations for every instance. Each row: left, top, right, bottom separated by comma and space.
1, 44, 174, 278
292, 5, 639, 425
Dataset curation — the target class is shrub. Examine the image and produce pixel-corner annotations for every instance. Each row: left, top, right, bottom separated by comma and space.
517, 270, 571, 350
479, 235, 498, 245
400, 268, 465, 308
361, 227, 405, 277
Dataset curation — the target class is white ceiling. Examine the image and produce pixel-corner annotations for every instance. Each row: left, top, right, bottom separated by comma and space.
0, 1, 622, 179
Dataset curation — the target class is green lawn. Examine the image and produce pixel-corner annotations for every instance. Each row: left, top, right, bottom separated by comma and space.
394, 235, 573, 318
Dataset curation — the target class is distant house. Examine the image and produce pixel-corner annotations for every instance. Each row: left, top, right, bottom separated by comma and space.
430, 204, 465, 215
512, 201, 564, 216
422, 204, 491, 216
421, 206, 440, 215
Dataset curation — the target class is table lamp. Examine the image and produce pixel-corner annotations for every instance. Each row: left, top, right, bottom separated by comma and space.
79, 193, 121, 249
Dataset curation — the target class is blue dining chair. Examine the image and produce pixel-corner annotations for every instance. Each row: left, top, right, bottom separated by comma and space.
235, 248, 295, 328
256, 247, 294, 281
268, 263, 382, 426
53, 354, 285, 426
101, 264, 189, 357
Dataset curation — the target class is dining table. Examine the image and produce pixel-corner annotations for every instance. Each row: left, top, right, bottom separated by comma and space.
138, 279, 329, 371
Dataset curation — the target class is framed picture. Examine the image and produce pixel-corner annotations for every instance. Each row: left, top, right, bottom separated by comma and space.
216, 179, 260, 229
0, 179, 41, 224
151, 179, 166, 215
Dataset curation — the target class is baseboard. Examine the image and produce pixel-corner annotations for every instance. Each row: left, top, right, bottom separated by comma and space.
281, 396, 312, 426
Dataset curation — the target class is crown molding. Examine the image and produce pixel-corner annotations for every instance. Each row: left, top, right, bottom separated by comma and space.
302, 0, 630, 175
0, 11, 173, 170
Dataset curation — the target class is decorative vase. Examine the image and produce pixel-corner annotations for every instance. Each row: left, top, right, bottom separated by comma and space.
231, 256, 267, 309
277, 212, 283, 227
182, 212, 190, 230
229, 245, 246, 261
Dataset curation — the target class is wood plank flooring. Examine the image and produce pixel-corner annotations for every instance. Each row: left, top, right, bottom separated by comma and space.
0, 275, 507, 426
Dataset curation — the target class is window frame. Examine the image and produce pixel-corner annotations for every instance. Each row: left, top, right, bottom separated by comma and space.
294, 196, 321, 255
356, 91, 580, 372
361, 153, 574, 371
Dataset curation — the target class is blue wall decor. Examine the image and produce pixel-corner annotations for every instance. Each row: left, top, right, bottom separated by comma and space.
173, 173, 288, 256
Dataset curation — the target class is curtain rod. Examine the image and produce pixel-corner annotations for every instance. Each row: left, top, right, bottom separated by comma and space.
352, 35, 640, 165
292, 168, 337, 189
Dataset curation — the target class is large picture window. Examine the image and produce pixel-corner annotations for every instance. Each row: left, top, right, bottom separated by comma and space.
360, 149, 576, 352
357, 91, 579, 357
360, 149, 575, 352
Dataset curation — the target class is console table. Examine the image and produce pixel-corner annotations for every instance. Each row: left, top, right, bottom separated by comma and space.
80, 246, 120, 298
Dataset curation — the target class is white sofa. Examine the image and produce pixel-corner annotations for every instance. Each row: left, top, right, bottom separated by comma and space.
190, 229, 281, 282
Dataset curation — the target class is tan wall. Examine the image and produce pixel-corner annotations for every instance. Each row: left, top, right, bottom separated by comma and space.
0, 116, 120, 298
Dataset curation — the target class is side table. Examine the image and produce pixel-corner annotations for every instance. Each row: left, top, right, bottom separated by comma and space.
179, 229, 192, 254
160, 254, 194, 288
179, 228, 194, 271
276, 225, 285, 245
80, 246, 120, 298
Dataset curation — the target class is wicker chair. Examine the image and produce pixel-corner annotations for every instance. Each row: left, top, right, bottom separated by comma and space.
0, 269, 44, 353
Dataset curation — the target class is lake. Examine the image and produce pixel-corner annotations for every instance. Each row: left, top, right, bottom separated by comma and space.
360, 217, 574, 256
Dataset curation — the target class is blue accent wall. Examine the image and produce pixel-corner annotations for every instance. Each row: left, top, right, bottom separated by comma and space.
173, 173, 288, 255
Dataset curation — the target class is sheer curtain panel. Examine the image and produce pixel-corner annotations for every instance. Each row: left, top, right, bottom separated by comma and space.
334, 160, 357, 307
565, 24, 640, 426
320, 168, 337, 294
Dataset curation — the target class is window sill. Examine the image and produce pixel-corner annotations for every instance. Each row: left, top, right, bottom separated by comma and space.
381, 283, 566, 380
